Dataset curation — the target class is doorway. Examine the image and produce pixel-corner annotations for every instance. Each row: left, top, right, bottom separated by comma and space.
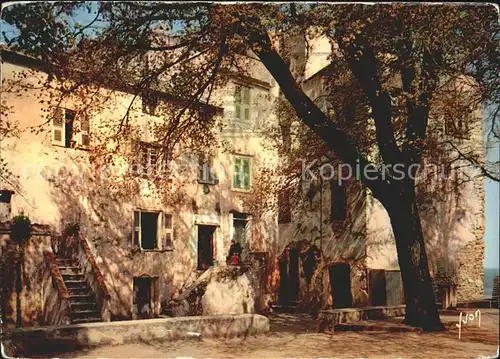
278, 246, 300, 304
329, 263, 352, 309
197, 225, 216, 270
133, 277, 152, 319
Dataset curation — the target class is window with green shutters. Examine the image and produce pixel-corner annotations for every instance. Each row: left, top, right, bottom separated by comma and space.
233, 156, 251, 190
234, 84, 251, 129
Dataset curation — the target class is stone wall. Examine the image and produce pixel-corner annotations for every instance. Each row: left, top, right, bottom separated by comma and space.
0, 223, 52, 327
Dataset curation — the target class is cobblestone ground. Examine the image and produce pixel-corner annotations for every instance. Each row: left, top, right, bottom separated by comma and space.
63, 309, 499, 358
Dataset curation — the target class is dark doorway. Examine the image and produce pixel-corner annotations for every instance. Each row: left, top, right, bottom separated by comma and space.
329, 263, 352, 308
141, 212, 159, 249
369, 269, 387, 306
278, 246, 300, 304
133, 277, 152, 319
197, 225, 216, 270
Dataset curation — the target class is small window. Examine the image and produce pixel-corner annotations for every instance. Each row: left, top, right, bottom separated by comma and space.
52, 108, 89, 148
137, 142, 167, 177
198, 156, 217, 184
142, 92, 159, 116
233, 155, 251, 190
234, 84, 252, 129
330, 180, 347, 221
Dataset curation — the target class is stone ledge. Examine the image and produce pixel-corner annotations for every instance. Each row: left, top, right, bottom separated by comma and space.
318, 306, 406, 332
334, 320, 422, 333
3, 314, 270, 357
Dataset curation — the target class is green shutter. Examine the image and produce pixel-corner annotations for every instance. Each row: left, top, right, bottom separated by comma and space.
243, 159, 250, 189
233, 157, 241, 188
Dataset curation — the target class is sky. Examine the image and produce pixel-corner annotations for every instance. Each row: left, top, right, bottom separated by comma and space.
1, 2, 499, 269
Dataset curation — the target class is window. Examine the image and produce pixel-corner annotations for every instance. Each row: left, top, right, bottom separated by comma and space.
142, 92, 159, 116
233, 212, 250, 247
52, 108, 90, 148
233, 155, 251, 190
330, 180, 347, 221
278, 189, 292, 224
133, 210, 173, 250
137, 142, 167, 177
234, 84, 252, 129
198, 156, 217, 184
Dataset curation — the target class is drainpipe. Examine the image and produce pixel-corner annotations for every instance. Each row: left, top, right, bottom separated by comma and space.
319, 176, 324, 302
319, 176, 323, 257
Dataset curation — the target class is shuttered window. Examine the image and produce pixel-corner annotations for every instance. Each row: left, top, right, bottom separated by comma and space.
234, 85, 251, 129
233, 156, 251, 190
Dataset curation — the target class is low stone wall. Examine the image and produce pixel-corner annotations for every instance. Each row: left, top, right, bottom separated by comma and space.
318, 305, 406, 332
3, 314, 270, 357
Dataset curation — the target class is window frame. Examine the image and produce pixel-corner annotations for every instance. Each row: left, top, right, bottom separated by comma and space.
133, 210, 174, 251
233, 84, 252, 129
197, 155, 218, 185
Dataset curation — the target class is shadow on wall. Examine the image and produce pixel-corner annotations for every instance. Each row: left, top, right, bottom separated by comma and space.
0, 229, 51, 328
40, 150, 280, 319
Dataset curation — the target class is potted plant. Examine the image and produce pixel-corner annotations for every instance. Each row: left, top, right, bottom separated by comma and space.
10, 214, 31, 244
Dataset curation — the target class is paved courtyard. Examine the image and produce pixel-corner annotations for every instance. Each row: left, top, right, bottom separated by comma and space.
31, 309, 500, 358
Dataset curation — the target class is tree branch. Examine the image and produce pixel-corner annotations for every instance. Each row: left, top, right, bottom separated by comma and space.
245, 24, 390, 199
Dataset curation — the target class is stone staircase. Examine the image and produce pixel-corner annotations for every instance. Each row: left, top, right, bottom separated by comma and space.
57, 258, 102, 324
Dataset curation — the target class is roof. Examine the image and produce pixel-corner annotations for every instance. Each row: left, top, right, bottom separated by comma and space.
1, 47, 223, 114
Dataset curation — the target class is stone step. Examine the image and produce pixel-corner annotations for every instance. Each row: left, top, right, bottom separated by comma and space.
70, 294, 95, 303
67, 287, 92, 295
64, 280, 87, 287
71, 316, 102, 324
57, 259, 76, 266
70, 309, 100, 320
62, 273, 85, 281
70, 302, 98, 311
59, 267, 82, 274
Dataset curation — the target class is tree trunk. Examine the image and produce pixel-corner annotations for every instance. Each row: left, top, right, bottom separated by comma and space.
384, 194, 444, 331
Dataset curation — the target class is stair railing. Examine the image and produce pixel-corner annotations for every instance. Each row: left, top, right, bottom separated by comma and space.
42, 250, 71, 325
71, 233, 111, 322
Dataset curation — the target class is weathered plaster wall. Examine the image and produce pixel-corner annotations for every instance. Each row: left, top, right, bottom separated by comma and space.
0, 224, 52, 327
1, 56, 280, 322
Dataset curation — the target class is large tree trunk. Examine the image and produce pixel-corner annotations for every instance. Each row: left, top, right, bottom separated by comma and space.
384, 193, 444, 331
